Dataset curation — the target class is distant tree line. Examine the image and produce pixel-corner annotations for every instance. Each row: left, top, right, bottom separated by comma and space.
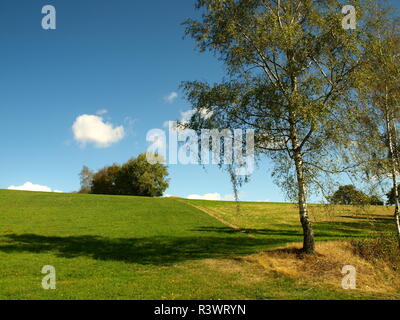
79, 153, 169, 197
329, 185, 383, 206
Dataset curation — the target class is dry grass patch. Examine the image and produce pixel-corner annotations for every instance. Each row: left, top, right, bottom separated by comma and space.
247, 241, 400, 296
199, 257, 267, 284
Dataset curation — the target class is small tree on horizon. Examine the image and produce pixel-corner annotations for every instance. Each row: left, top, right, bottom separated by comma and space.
79, 165, 94, 194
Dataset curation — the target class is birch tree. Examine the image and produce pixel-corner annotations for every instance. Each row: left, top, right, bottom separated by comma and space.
181, 0, 375, 253
354, 16, 400, 245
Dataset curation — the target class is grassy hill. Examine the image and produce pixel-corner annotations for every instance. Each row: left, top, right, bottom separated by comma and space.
0, 190, 398, 300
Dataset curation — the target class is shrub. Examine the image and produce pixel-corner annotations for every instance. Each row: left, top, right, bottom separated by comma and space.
352, 234, 400, 271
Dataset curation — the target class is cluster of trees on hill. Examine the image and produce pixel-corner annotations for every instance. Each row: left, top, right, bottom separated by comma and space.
79, 153, 169, 197
329, 185, 383, 206
181, 0, 400, 253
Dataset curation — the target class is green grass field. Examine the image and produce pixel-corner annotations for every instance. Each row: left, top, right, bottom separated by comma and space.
0, 190, 398, 300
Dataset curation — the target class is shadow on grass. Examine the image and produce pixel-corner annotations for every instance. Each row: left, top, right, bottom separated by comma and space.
338, 215, 393, 230
192, 219, 391, 239
1, 218, 391, 265
0, 233, 293, 266
191, 226, 303, 237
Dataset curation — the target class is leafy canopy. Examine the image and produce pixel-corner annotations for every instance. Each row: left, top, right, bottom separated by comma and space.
90, 153, 169, 197
329, 185, 383, 205
182, 0, 374, 200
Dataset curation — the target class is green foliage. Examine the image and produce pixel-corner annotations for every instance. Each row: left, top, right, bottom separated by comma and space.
329, 185, 383, 206
116, 153, 170, 197
348, 4, 400, 187
181, 0, 380, 199
369, 195, 384, 206
386, 185, 400, 206
91, 164, 121, 195
90, 153, 169, 197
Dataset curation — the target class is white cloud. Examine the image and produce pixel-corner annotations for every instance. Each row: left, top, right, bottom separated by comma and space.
96, 109, 108, 115
8, 182, 62, 193
187, 193, 222, 201
187, 192, 241, 201
222, 194, 236, 201
164, 92, 178, 104
72, 114, 125, 148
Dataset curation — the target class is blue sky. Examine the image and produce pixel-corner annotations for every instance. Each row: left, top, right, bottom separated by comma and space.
0, 0, 392, 202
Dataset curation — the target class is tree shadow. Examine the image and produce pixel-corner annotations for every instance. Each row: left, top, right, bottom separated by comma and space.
0, 233, 290, 266
192, 219, 389, 239
338, 215, 393, 227
316, 217, 394, 234
2, 217, 390, 266
191, 226, 303, 237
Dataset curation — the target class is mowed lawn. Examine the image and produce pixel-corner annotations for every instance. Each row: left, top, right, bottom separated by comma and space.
183, 199, 395, 242
0, 190, 397, 300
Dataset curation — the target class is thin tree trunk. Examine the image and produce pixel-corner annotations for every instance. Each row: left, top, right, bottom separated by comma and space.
288, 69, 315, 253
395, 203, 400, 247
392, 176, 400, 246
288, 109, 315, 253
391, 122, 400, 245
294, 150, 316, 254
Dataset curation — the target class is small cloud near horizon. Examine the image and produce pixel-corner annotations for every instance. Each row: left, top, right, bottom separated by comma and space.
8, 182, 63, 193
187, 193, 236, 201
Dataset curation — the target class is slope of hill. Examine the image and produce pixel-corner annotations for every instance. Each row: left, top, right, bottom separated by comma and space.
0, 190, 398, 299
